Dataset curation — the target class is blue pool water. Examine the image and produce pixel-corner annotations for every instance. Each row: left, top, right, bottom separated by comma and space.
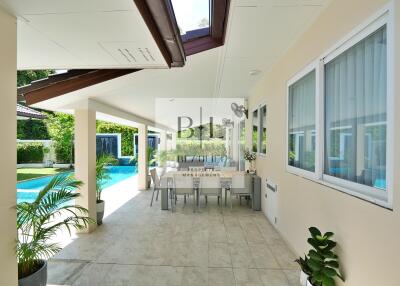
17, 166, 137, 203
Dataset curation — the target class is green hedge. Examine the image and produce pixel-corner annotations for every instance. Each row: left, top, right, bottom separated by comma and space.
17, 143, 44, 163
176, 139, 226, 157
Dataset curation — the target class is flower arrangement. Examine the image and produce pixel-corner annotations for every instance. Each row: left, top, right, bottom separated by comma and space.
244, 148, 256, 172
244, 149, 256, 162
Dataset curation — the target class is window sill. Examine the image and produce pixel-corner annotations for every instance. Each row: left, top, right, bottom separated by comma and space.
286, 167, 392, 210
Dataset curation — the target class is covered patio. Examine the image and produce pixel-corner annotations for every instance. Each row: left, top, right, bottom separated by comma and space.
1, 0, 400, 285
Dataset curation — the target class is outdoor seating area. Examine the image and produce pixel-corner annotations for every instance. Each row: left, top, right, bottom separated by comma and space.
0, 0, 399, 285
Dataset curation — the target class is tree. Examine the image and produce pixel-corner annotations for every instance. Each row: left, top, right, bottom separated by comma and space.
17, 119, 50, 140
17, 70, 54, 87
45, 113, 74, 163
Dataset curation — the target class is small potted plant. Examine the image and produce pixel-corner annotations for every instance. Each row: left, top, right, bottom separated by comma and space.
295, 255, 312, 286
96, 154, 118, 225
244, 148, 256, 173
306, 227, 344, 286
17, 173, 93, 286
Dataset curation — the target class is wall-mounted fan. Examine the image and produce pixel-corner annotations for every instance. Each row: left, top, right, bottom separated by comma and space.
231, 103, 248, 119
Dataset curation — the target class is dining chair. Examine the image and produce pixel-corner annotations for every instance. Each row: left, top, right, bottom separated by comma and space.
150, 168, 160, 207
173, 175, 196, 212
199, 176, 222, 213
229, 174, 252, 209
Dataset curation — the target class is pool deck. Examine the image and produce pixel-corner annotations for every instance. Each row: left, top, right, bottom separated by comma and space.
46, 175, 301, 286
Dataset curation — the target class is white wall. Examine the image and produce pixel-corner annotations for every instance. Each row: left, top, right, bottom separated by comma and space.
0, 6, 18, 285
246, 0, 399, 285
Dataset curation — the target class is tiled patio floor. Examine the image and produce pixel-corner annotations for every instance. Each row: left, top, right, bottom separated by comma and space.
48, 189, 300, 286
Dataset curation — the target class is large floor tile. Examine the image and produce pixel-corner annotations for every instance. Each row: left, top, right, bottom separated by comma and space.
233, 268, 263, 286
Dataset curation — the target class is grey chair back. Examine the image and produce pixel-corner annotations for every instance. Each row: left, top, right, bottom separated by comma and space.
150, 168, 160, 188
231, 174, 252, 194
173, 175, 194, 195
199, 176, 221, 195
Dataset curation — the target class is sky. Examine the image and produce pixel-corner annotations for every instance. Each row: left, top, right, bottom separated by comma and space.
171, 0, 210, 34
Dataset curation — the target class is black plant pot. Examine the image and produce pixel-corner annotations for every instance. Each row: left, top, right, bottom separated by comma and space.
18, 260, 47, 286
97, 200, 105, 225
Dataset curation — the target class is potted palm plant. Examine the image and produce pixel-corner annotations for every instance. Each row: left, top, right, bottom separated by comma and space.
17, 173, 93, 286
96, 154, 118, 225
305, 227, 344, 286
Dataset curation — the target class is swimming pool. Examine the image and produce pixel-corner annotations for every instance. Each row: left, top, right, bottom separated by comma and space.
17, 166, 137, 203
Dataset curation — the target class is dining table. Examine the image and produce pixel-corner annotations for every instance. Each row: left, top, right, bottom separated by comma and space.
159, 170, 261, 211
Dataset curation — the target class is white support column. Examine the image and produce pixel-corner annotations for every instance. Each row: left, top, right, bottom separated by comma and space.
0, 7, 17, 285
159, 131, 167, 151
138, 124, 148, 190
171, 132, 177, 150
74, 107, 97, 232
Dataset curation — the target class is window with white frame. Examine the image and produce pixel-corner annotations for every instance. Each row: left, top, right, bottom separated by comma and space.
323, 24, 388, 200
286, 10, 391, 207
252, 104, 267, 155
288, 70, 316, 173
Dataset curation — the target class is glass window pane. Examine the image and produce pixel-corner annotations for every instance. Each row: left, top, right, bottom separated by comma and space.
324, 25, 387, 191
260, 105, 267, 154
288, 70, 316, 172
239, 120, 246, 171
252, 110, 258, 153
171, 0, 210, 36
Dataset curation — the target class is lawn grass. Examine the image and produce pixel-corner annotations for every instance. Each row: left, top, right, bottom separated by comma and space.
17, 168, 66, 182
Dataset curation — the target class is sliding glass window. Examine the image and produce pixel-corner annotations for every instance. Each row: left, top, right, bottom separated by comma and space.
252, 109, 258, 153
288, 70, 316, 173
324, 25, 387, 193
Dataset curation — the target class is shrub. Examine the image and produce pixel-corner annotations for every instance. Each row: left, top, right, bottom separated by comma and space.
17, 143, 44, 163
45, 113, 74, 163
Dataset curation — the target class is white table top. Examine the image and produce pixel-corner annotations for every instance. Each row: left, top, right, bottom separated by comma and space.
162, 170, 246, 179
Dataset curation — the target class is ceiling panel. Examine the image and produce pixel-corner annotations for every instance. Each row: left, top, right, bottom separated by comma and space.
0, 0, 133, 15
0, 0, 168, 69
218, 58, 266, 98
226, 4, 323, 59
17, 19, 83, 69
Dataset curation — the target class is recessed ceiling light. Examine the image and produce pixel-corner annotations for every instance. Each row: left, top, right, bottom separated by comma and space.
249, 70, 261, 76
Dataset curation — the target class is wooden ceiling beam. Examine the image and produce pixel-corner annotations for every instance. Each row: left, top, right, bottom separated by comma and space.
134, 0, 185, 67
23, 69, 139, 106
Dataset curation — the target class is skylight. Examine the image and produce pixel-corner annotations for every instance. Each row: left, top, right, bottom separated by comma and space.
171, 0, 210, 38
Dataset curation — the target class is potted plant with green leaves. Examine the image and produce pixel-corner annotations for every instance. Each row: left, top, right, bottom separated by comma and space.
96, 154, 118, 225
306, 227, 344, 286
295, 255, 312, 286
17, 173, 93, 286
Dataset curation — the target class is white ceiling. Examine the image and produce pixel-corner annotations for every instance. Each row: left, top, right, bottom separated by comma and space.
0, 0, 168, 69
32, 0, 331, 129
